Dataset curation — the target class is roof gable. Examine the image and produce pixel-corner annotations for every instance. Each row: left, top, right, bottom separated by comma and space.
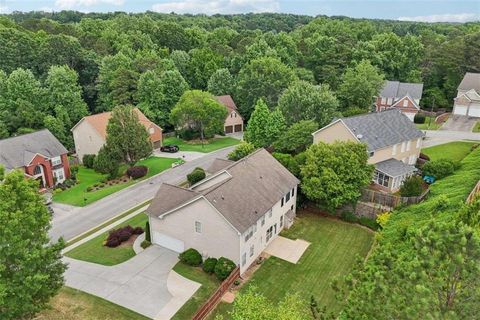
458, 73, 480, 92
0, 129, 68, 170
379, 80, 423, 100
390, 95, 420, 109
341, 109, 424, 151
215, 95, 243, 119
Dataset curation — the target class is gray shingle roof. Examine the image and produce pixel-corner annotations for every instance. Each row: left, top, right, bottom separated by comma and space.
0, 129, 68, 170
206, 158, 234, 173
341, 109, 424, 152
147, 149, 299, 233
379, 81, 423, 100
375, 158, 416, 177
458, 73, 480, 92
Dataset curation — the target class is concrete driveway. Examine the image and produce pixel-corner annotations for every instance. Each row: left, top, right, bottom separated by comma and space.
423, 130, 480, 148
64, 246, 200, 319
153, 150, 206, 162
440, 115, 477, 132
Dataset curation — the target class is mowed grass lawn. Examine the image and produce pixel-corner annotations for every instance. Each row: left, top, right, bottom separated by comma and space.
53, 157, 178, 206
171, 262, 221, 320
65, 212, 148, 266
473, 122, 480, 132
415, 116, 442, 130
35, 287, 148, 320
163, 136, 240, 153
421, 141, 477, 162
211, 213, 374, 318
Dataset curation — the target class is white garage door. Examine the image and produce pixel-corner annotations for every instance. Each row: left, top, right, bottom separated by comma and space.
152, 231, 185, 253
468, 105, 480, 118
454, 105, 467, 116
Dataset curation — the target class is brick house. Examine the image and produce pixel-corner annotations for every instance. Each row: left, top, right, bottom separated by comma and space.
215, 95, 244, 134
0, 129, 70, 189
71, 108, 162, 163
375, 81, 424, 121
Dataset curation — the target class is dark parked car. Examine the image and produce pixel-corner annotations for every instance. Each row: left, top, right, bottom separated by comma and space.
160, 145, 179, 153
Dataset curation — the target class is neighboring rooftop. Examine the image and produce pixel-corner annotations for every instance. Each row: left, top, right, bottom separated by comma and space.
72, 108, 160, 139
147, 149, 299, 233
215, 95, 241, 115
379, 80, 423, 100
206, 158, 234, 173
375, 158, 416, 177
457, 73, 480, 92
340, 109, 424, 151
0, 129, 68, 170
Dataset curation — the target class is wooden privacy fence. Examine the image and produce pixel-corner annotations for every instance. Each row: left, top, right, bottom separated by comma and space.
466, 180, 480, 204
192, 267, 240, 320
360, 188, 430, 209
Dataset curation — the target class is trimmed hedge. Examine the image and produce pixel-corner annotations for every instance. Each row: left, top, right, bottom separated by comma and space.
104, 225, 140, 248
179, 248, 202, 266
414, 113, 426, 124
202, 257, 218, 274
127, 165, 148, 179
82, 154, 96, 169
145, 221, 151, 242
214, 257, 236, 280
187, 167, 206, 185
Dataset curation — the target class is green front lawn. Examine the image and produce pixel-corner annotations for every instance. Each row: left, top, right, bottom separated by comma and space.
415, 116, 442, 130
64, 212, 148, 266
35, 287, 149, 320
171, 262, 221, 320
163, 136, 240, 153
421, 141, 477, 162
53, 157, 178, 206
211, 213, 374, 318
473, 122, 480, 132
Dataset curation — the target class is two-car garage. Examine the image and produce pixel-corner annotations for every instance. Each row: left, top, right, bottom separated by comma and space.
224, 124, 243, 134
453, 104, 480, 117
152, 231, 185, 253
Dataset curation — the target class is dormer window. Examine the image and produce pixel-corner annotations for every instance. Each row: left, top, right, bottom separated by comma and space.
403, 99, 408, 107
149, 127, 154, 134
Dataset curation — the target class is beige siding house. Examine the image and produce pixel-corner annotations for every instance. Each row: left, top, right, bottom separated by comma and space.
453, 73, 480, 117
313, 109, 424, 192
72, 108, 162, 163
215, 95, 244, 134
147, 149, 299, 274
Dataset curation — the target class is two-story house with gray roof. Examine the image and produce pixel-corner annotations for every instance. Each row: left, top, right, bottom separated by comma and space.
146, 149, 299, 274
453, 73, 480, 117
0, 129, 70, 189
312, 109, 424, 192
375, 80, 424, 121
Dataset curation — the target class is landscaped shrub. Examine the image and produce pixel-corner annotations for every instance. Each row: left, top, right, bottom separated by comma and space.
400, 176, 424, 197
145, 221, 151, 242
82, 154, 96, 168
419, 152, 430, 161
214, 257, 236, 280
187, 167, 206, 185
106, 237, 120, 248
228, 142, 256, 161
376, 212, 391, 229
422, 159, 457, 179
133, 227, 144, 235
340, 211, 379, 230
70, 165, 79, 181
127, 165, 148, 179
118, 230, 131, 242
178, 128, 200, 141
179, 248, 202, 266
141, 240, 151, 249
202, 257, 218, 274
414, 113, 426, 124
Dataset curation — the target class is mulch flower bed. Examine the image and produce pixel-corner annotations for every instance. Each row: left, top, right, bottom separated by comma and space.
104, 225, 144, 248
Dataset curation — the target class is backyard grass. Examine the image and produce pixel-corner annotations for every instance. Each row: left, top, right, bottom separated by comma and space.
64, 212, 148, 266
421, 141, 477, 162
163, 136, 240, 153
415, 116, 442, 130
171, 262, 222, 320
35, 287, 148, 320
53, 157, 178, 206
210, 213, 375, 318
473, 122, 480, 132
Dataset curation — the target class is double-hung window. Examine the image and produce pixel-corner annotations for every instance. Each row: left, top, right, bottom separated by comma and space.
285, 191, 290, 203
195, 221, 202, 234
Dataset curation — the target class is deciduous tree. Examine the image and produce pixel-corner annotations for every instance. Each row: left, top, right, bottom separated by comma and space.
207, 68, 235, 96
274, 120, 318, 154
300, 141, 373, 210
0, 170, 66, 319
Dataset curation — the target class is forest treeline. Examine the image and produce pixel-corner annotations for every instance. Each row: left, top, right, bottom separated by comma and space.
0, 11, 479, 144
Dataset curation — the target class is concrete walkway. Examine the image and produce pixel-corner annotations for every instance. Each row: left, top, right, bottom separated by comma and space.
64, 245, 200, 319
264, 236, 310, 264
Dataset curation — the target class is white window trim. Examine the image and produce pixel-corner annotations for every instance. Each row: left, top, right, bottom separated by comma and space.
401, 142, 406, 153
51, 156, 62, 166
387, 98, 393, 105
195, 221, 202, 234
416, 138, 421, 148
406, 140, 411, 152
392, 144, 397, 156
403, 99, 408, 107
